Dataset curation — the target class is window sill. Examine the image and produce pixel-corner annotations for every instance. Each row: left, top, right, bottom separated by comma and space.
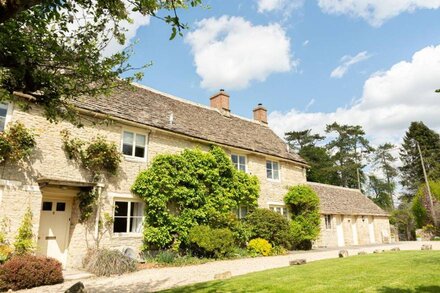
123, 156, 147, 163
266, 178, 281, 183
112, 233, 143, 238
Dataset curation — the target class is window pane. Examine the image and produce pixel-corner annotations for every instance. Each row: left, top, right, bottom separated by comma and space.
115, 201, 128, 217
273, 162, 279, 171
130, 202, 143, 217
273, 169, 279, 180
56, 202, 66, 211
42, 201, 52, 211
113, 218, 127, 233
266, 161, 272, 170
266, 168, 272, 179
130, 217, 143, 233
135, 134, 146, 147
134, 146, 145, 158
0, 104, 7, 117
239, 164, 246, 172
123, 131, 134, 144
122, 144, 133, 156
0, 117, 5, 132
231, 155, 238, 164
240, 206, 248, 218
239, 156, 246, 165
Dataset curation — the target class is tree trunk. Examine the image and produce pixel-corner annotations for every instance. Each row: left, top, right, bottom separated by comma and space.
0, 0, 43, 23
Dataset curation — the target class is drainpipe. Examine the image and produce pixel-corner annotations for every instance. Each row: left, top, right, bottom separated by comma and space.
94, 182, 105, 245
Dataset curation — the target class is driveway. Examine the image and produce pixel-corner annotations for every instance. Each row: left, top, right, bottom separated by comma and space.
20, 241, 440, 292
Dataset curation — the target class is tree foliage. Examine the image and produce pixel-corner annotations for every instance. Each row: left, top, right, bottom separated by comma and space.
325, 122, 373, 189
284, 185, 320, 249
368, 175, 393, 211
411, 181, 440, 228
285, 129, 339, 185
399, 122, 440, 198
0, 0, 203, 125
13, 208, 34, 255
131, 146, 260, 251
371, 143, 397, 209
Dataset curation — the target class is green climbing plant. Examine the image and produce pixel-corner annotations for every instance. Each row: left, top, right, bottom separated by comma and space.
13, 208, 34, 255
0, 122, 36, 164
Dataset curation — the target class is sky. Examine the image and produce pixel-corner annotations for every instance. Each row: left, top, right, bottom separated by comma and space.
112, 0, 440, 148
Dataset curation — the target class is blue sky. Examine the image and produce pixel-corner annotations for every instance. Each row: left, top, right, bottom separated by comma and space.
114, 0, 440, 146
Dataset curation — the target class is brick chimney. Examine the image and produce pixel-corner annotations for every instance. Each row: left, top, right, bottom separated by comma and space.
210, 89, 230, 113
253, 103, 267, 124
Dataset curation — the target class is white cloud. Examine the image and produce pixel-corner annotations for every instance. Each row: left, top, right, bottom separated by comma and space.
330, 51, 371, 79
185, 16, 293, 90
269, 45, 440, 146
257, 0, 304, 13
318, 0, 440, 27
302, 40, 310, 47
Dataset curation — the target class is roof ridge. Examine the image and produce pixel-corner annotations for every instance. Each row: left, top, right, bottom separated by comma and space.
307, 182, 363, 193
131, 82, 267, 127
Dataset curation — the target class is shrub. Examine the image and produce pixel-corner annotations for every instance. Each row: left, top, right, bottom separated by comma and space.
131, 146, 260, 251
284, 185, 320, 250
412, 181, 440, 229
0, 255, 63, 291
0, 122, 36, 164
187, 225, 235, 258
247, 238, 272, 256
0, 245, 13, 264
84, 249, 137, 276
13, 208, 34, 255
245, 208, 292, 249
155, 251, 177, 264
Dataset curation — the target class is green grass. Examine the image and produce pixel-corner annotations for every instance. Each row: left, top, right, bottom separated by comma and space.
161, 251, 440, 293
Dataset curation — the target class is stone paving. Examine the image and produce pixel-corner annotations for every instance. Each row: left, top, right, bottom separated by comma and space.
20, 241, 440, 293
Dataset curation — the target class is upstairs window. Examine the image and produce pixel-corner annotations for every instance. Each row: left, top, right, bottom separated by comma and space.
113, 200, 144, 234
324, 215, 332, 229
233, 205, 249, 219
231, 154, 246, 172
0, 104, 8, 132
266, 160, 280, 180
122, 131, 146, 159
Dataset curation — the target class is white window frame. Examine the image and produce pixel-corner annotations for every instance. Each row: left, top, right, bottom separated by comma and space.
233, 205, 250, 219
231, 153, 247, 173
268, 204, 289, 219
324, 214, 332, 230
266, 160, 280, 181
0, 103, 13, 132
113, 199, 144, 236
120, 129, 148, 161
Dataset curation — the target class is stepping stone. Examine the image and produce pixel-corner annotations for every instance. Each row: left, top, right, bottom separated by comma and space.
65, 282, 85, 293
339, 250, 349, 258
390, 247, 400, 251
421, 244, 432, 250
214, 271, 232, 280
289, 259, 307, 265
358, 251, 367, 255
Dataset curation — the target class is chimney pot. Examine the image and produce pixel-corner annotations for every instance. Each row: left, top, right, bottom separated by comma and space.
210, 89, 230, 113
253, 103, 267, 124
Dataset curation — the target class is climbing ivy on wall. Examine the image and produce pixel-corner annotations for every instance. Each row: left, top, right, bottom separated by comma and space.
0, 122, 36, 164
284, 184, 321, 250
131, 146, 260, 251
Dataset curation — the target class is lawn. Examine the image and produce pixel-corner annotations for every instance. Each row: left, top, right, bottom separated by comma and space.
162, 251, 440, 293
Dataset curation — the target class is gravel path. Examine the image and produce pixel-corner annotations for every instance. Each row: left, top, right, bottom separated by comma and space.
20, 241, 440, 293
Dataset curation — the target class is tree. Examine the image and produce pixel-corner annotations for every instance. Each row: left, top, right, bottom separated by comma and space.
368, 175, 393, 211
325, 122, 373, 189
399, 122, 440, 199
412, 181, 440, 229
390, 202, 416, 241
131, 146, 260, 250
284, 129, 339, 185
0, 0, 203, 126
371, 143, 398, 209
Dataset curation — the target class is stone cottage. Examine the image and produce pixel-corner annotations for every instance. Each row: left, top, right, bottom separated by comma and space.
0, 84, 390, 268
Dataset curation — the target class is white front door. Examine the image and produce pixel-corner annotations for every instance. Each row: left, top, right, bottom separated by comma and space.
37, 198, 72, 267
336, 215, 345, 247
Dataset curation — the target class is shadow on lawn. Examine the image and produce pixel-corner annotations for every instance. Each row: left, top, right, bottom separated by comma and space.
378, 286, 440, 293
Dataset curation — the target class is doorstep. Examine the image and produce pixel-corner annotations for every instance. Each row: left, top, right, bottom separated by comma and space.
63, 269, 95, 281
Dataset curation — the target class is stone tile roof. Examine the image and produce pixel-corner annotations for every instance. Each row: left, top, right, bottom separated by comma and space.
307, 182, 389, 216
76, 84, 307, 165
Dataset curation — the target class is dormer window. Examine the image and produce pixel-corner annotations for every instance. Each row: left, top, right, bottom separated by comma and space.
231, 154, 246, 172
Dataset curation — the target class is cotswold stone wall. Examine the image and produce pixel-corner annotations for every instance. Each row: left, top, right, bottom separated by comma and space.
315, 214, 392, 248
0, 104, 307, 268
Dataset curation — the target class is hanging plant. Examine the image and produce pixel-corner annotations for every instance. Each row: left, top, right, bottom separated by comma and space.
0, 122, 36, 164
61, 129, 121, 178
